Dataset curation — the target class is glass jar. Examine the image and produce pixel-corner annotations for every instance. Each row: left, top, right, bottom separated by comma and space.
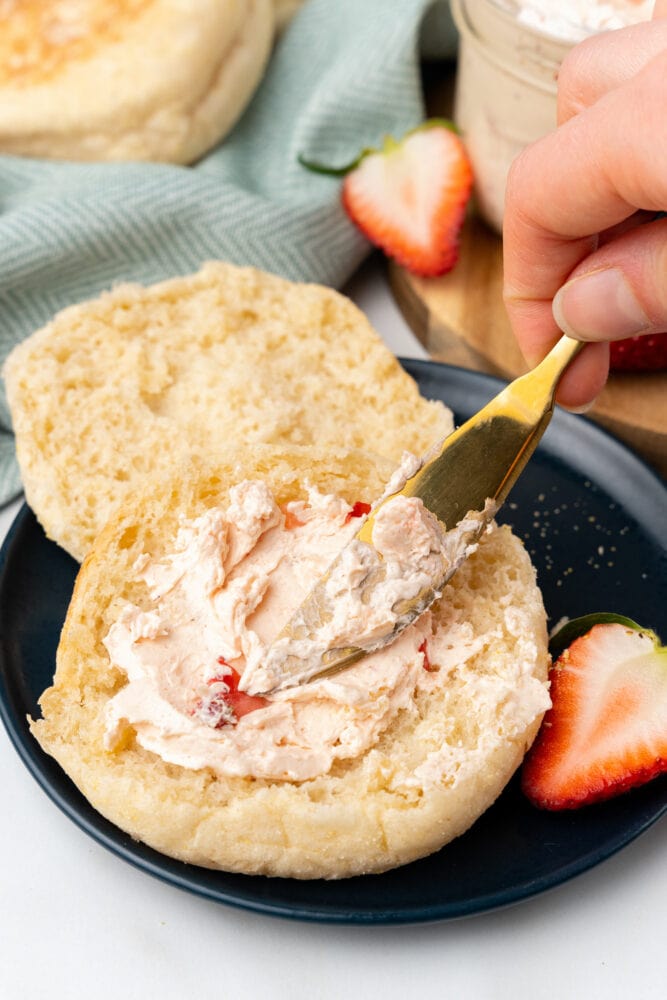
450, 0, 654, 233
450, 0, 569, 232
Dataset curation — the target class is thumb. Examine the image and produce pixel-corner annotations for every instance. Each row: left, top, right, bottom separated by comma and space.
654, 1, 667, 18
552, 217, 667, 343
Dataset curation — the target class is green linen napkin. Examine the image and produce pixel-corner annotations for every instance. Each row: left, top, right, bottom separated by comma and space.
0, 0, 456, 505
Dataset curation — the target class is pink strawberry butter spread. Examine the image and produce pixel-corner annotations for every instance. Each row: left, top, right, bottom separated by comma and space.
102, 474, 549, 783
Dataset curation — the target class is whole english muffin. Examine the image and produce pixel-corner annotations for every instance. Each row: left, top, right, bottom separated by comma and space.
31, 448, 550, 879
0, 0, 273, 163
3, 262, 453, 562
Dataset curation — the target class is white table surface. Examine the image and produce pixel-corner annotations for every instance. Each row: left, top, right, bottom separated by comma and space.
0, 256, 664, 1000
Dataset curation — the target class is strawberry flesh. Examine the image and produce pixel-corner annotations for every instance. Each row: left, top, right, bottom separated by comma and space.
522, 622, 667, 809
342, 125, 472, 277
419, 639, 432, 672
195, 657, 269, 728
345, 501, 371, 523
283, 508, 305, 530
215, 658, 269, 721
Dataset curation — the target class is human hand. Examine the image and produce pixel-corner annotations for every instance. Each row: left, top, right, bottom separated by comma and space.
502, 2, 667, 409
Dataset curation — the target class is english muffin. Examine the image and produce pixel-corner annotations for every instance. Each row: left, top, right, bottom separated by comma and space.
30, 447, 550, 879
3, 262, 453, 561
0, 0, 274, 163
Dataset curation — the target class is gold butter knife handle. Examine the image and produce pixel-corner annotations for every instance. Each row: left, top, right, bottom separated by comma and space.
511, 334, 585, 410
395, 334, 585, 529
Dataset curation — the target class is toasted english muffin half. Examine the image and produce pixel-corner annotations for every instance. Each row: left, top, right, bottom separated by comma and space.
3, 262, 453, 561
31, 447, 549, 880
0, 0, 273, 163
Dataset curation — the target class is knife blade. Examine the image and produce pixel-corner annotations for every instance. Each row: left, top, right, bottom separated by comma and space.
244, 335, 583, 697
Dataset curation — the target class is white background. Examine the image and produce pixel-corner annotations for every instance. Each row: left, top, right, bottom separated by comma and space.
1, 257, 664, 1000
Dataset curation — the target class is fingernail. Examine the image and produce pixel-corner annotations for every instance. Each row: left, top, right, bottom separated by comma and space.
553, 268, 650, 341
563, 399, 596, 415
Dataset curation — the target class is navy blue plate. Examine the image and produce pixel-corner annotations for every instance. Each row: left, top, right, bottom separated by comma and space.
1, 360, 665, 923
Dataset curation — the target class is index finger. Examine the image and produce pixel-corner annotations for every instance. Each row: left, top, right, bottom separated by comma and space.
503, 51, 667, 400
557, 19, 667, 125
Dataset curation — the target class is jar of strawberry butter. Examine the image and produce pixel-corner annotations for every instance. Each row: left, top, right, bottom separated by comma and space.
450, 0, 655, 232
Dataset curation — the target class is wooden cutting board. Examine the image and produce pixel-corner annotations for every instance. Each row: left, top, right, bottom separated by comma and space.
389, 215, 667, 479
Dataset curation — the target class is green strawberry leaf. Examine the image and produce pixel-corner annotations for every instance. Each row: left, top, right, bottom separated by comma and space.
297, 150, 370, 176
298, 118, 459, 177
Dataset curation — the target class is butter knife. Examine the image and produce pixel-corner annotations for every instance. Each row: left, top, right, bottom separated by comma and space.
245, 335, 583, 696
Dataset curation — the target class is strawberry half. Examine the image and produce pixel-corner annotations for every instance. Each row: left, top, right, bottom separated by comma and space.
522, 616, 667, 810
300, 121, 473, 277
609, 331, 667, 372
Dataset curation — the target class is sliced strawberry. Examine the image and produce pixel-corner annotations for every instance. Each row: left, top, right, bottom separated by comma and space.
300, 120, 473, 277
547, 612, 642, 660
609, 331, 667, 372
522, 619, 667, 809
